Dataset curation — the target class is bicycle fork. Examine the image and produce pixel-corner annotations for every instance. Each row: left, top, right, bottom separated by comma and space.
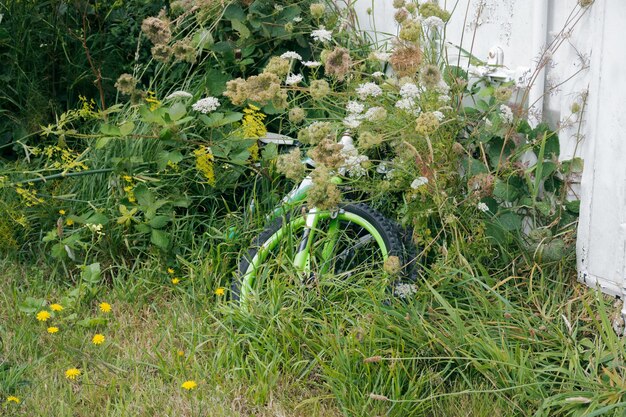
293, 207, 342, 280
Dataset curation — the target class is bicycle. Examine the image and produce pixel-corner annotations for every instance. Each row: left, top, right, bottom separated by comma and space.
231, 132, 415, 305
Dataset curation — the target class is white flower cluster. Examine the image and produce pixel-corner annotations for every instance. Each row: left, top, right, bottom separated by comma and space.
371, 71, 385, 78
432, 111, 445, 121
165, 90, 193, 100
280, 51, 302, 60
285, 74, 304, 85
341, 139, 369, 177
477, 202, 490, 213
422, 16, 445, 30
400, 83, 421, 99
500, 104, 514, 124
192, 97, 220, 114
311, 27, 333, 42
302, 60, 322, 68
355, 82, 383, 100
364, 106, 387, 122
395, 98, 420, 115
410, 177, 429, 189
346, 101, 365, 115
394, 283, 418, 299
371, 51, 391, 61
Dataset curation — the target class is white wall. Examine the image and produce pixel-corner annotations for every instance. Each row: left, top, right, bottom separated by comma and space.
353, 0, 626, 298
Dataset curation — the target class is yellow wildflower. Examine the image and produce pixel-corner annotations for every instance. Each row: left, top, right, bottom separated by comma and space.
6, 396, 20, 404
59, 209, 66, 215
36, 311, 51, 322
214, 287, 225, 296
181, 380, 197, 390
92, 334, 105, 345
66, 219, 75, 226
172, 278, 180, 285
65, 368, 81, 380
47, 326, 59, 334
145, 90, 161, 111
177, 350, 185, 357
194, 147, 216, 186
50, 303, 63, 312
167, 267, 175, 274
99, 302, 112, 313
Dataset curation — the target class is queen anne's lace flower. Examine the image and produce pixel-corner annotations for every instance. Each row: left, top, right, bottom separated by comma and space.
166, 91, 193, 100
280, 51, 302, 60
302, 61, 322, 68
500, 104, 514, 123
372, 71, 385, 78
477, 202, 490, 212
400, 83, 421, 99
346, 101, 365, 114
311, 27, 333, 42
364, 106, 387, 122
432, 111, 445, 121
285, 74, 304, 85
422, 16, 445, 30
394, 283, 418, 298
411, 177, 429, 189
192, 97, 220, 114
372, 51, 391, 61
355, 82, 383, 100
343, 114, 363, 128
395, 98, 420, 115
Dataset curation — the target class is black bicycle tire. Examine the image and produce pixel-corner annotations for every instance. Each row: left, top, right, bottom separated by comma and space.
231, 202, 411, 302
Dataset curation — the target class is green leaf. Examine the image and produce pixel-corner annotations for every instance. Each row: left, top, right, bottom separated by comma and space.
134, 184, 155, 208
95, 137, 112, 149
168, 102, 187, 121
156, 150, 184, 171
18, 297, 47, 314
149, 216, 170, 229
100, 123, 121, 136
493, 179, 521, 202
81, 263, 101, 285
566, 200, 581, 214
77, 317, 108, 328
462, 157, 488, 177
119, 121, 135, 136
231, 19, 251, 39
496, 212, 522, 231
151, 229, 170, 249
224, 3, 246, 20
193, 29, 214, 50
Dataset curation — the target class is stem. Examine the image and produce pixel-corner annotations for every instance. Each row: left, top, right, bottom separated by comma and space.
80, 5, 107, 114
10, 168, 114, 186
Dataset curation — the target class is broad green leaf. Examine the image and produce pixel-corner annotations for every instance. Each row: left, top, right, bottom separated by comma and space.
231, 19, 251, 39
134, 184, 155, 208
168, 102, 187, 121
151, 229, 170, 249
119, 121, 135, 136
193, 29, 214, 50
496, 212, 522, 231
17, 297, 47, 314
100, 123, 121, 136
81, 263, 101, 285
149, 215, 170, 229
77, 317, 108, 328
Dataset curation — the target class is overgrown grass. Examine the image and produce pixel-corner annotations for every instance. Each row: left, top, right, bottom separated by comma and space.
2, 253, 626, 416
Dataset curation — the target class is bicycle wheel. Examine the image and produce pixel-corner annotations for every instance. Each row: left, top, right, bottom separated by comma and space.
232, 203, 411, 304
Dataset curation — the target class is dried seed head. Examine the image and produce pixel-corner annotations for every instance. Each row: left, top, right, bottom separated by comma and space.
389, 44, 422, 77
364, 355, 382, 363
325, 47, 352, 81
115, 73, 138, 95
141, 16, 171, 45
369, 393, 389, 401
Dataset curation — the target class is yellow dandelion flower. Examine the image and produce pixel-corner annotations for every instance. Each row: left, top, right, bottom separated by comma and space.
66, 219, 75, 226
47, 326, 59, 334
181, 380, 197, 390
50, 303, 63, 312
167, 267, 175, 274
59, 209, 66, 215
36, 311, 51, 322
92, 334, 105, 345
177, 350, 185, 357
171, 277, 180, 285
65, 368, 81, 380
6, 396, 20, 404
99, 302, 111, 313
214, 287, 225, 296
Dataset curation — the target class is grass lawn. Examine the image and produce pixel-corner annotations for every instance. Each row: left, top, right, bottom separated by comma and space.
1, 257, 625, 416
